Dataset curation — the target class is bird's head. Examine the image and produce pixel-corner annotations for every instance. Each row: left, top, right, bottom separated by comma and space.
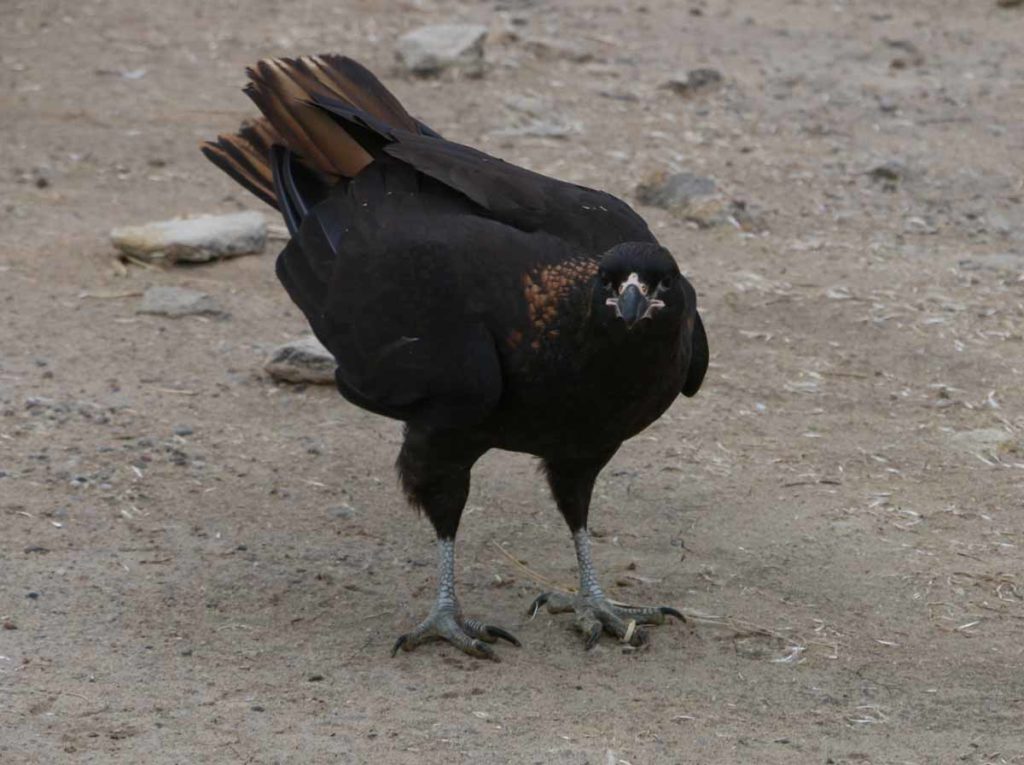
595, 242, 689, 331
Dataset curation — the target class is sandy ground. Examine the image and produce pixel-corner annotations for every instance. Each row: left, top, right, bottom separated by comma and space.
3, 0, 1024, 762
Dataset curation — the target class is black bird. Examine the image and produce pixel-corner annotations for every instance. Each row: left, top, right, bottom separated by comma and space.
203, 55, 708, 660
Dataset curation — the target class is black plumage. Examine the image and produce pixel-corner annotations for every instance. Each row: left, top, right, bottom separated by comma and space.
203, 55, 708, 659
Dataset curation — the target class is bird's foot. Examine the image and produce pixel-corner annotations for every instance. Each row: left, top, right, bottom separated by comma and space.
392, 606, 520, 662
529, 591, 684, 649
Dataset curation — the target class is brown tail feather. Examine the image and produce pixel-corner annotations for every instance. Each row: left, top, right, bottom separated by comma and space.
202, 118, 280, 209
202, 54, 420, 207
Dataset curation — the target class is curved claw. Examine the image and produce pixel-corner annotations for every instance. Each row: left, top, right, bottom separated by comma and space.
463, 618, 522, 647
467, 639, 500, 662
392, 609, 517, 661
529, 593, 550, 618
529, 592, 683, 649
483, 625, 521, 646
391, 634, 410, 657
583, 620, 603, 650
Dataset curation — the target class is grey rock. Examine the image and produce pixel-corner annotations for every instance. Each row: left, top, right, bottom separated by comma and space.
137, 287, 224, 318
327, 504, 357, 520
521, 37, 595, 63
661, 68, 724, 97
870, 160, 906, 180
998, 0, 1024, 6
504, 120, 574, 138
958, 253, 1024, 272
111, 211, 266, 264
986, 210, 1014, 236
173, 425, 194, 437
264, 335, 336, 384
884, 38, 925, 69
636, 171, 717, 208
877, 96, 899, 113
949, 428, 1018, 456
494, 95, 578, 139
396, 24, 488, 76
869, 160, 907, 191
636, 171, 761, 230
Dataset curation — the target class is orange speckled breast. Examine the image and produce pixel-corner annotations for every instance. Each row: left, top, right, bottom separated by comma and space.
511, 258, 598, 349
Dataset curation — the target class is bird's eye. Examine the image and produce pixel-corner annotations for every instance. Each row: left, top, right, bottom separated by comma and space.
659, 276, 673, 290
602, 277, 614, 291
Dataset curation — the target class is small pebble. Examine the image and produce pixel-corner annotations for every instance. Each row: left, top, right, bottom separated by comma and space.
327, 504, 357, 520
661, 67, 723, 97
173, 425, 194, 437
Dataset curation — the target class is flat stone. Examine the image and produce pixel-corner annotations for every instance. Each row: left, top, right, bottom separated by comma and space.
636, 171, 717, 209
494, 95, 578, 138
958, 253, 1024, 272
137, 287, 224, 318
635, 170, 760, 230
396, 24, 488, 77
949, 428, 1017, 456
264, 335, 336, 384
327, 504, 357, 520
521, 37, 595, 63
111, 211, 266, 264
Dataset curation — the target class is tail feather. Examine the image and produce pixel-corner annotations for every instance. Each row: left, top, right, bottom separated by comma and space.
201, 118, 280, 209
203, 54, 429, 209
302, 54, 418, 131
245, 61, 363, 177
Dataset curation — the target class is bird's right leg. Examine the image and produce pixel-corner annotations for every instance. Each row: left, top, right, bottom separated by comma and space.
391, 536, 519, 661
391, 432, 520, 662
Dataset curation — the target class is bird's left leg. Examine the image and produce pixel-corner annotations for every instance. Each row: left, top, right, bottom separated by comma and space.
531, 456, 684, 649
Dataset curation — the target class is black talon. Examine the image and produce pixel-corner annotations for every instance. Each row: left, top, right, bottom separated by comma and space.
474, 641, 500, 662
391, 634, 409, 657
631, 627, 650, 647
486, 626, 521, 646
529, 593, 551, 618
529, 591, 685, 649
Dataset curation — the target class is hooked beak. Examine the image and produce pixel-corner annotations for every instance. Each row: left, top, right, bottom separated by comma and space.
615, 283, 647, 328
605, 273, 665, 329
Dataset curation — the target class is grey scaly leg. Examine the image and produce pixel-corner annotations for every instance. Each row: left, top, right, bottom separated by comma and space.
574, 528, 605, 598
392, 538, 520, 661
530, 528, 684, 649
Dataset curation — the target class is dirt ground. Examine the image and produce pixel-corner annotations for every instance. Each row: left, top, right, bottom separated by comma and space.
3, 0, 1024, 762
